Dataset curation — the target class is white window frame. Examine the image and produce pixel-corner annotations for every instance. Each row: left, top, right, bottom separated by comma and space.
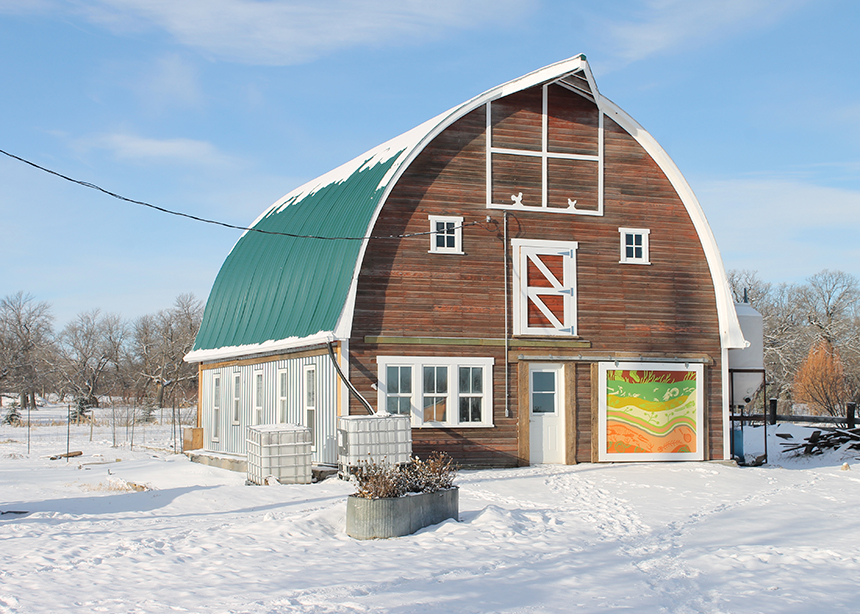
384, 364, 413, 416
303, 364, 316, 450
428, 215, 464, 254
253, 371, 264, 426
619, 228, 650, 265
377, 356, 494, 428
211, 374, 221, 442
277, 369, 288, 424
232, 372, 241, 425
511, 238, 578, 337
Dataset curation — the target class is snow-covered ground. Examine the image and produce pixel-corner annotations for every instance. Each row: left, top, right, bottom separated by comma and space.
2, 407, 860, 614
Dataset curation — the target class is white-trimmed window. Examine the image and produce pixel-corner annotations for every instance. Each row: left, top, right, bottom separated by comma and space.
277, 369, 288, 424
377, 357, 494, 427
385, 365, 413, 415
511, 239, 578, 337
232, 373, 241, 425
619, 228, 650, 264
212, 374, 221, 442
304, 365, 316, 449
428, 215, 464, 254
253, 371, 264, 425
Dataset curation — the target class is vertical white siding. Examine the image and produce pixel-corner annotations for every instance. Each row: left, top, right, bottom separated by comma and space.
200, 353, 338, 465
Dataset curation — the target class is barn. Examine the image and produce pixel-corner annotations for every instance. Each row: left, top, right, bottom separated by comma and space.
184, 55, 748, 469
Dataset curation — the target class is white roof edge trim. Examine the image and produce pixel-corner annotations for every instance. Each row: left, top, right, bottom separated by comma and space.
185, 330, 337, 364
596, 96, 746, 350
335, 54, 591, 339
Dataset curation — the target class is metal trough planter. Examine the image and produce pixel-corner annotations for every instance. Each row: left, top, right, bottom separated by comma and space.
346, 487, 459, 539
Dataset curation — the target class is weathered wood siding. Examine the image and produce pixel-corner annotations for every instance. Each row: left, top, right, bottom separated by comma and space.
349, 83, 724, 466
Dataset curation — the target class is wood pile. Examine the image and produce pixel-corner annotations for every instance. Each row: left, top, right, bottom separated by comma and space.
780, 428, 860, 456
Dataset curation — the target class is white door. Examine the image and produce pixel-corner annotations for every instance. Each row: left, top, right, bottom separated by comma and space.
529, 364, 565, 464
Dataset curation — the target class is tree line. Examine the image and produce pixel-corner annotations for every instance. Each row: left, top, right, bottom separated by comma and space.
0, 292, 202, 424
728, 269, 860, 416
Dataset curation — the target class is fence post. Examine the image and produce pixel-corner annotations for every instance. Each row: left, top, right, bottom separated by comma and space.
768, 398, 777, 425
848, 402, 856, 429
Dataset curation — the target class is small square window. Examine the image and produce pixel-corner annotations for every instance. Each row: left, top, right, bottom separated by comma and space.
619, 228, 650, 265
429, 215, 464, 254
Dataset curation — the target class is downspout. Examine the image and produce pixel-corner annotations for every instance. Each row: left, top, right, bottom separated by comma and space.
504, 211, 510, 419
327, 342, 375, 415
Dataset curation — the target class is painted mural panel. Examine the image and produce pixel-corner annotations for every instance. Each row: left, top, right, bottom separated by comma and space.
598, 362, 704, 461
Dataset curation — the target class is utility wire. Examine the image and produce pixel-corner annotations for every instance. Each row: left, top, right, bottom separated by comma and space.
0, 148, 482, 241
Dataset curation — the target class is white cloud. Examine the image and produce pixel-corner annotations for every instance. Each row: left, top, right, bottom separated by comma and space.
79, 132, 237, 166
595, 0, 809, 68
696, 176, 860, 282
77, 0, 534, 65
134, 54, 203, 111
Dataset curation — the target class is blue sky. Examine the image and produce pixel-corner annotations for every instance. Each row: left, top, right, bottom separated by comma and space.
2, 0, 859, 326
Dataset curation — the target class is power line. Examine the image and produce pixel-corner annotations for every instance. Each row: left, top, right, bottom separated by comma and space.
0, 148, 481, 241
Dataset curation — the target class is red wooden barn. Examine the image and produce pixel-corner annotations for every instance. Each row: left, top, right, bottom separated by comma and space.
185, 55, 747, 468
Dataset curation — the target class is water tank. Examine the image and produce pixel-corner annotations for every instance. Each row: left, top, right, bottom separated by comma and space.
337, 414, 412, 477
246, 424, 312, 485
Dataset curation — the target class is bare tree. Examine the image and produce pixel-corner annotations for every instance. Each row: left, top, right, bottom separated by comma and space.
0, 292, 54, 413
53, 310, 126, 415
132, 294, 202, 409
798, 270, 859, 347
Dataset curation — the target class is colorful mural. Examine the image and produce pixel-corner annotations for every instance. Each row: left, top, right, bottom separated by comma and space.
598, 362, 704, 461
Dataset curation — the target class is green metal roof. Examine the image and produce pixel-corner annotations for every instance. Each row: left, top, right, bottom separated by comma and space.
190, 151, 404, 355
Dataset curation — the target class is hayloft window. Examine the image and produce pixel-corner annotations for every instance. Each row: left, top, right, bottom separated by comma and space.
429, 216, 464, 254
619, 228, 650, 264
378, 357, 494, 427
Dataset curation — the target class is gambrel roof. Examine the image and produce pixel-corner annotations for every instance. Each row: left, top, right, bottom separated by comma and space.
186, 55, 744, 363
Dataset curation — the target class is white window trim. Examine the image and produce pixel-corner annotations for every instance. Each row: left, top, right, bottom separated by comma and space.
232, 372, 241, 425
619, 228, 651, 265
511, 238, 578, 337
428, 215, 465, 254
211, 374, 221, 442
253, 372, 264, 426
303, 364, 317, 451
485, 84, 604, 216
277, 369, 288, 424
376, 356, 494, 428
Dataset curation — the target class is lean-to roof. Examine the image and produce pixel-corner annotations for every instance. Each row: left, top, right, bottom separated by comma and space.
186, 55, 744, 363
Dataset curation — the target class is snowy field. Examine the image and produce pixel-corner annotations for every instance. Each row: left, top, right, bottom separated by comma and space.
2, 407, 860, 614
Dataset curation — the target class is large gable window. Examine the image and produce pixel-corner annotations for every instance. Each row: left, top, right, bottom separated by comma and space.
377, 357, 494, 427
486, 82, 604, 216
511, 239, 578, 337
